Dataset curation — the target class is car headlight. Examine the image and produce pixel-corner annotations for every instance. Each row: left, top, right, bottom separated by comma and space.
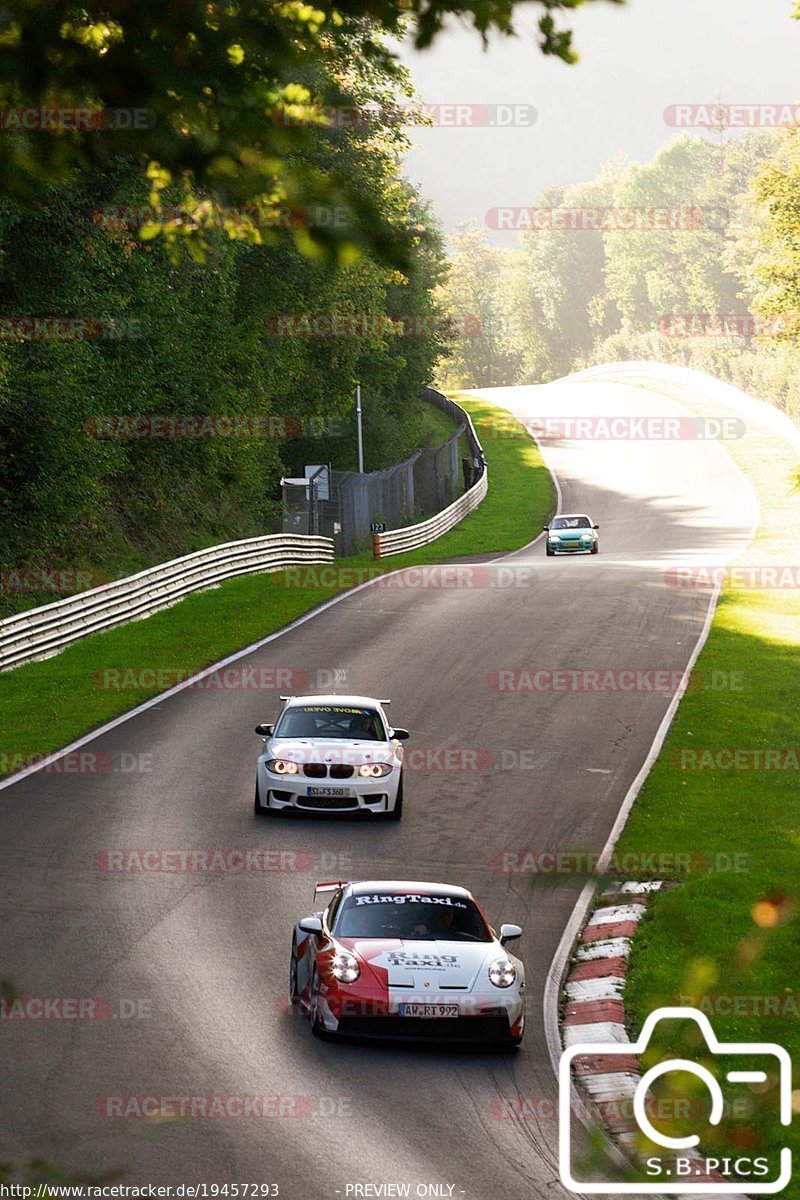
330, 951, 361, 983
581, 532, 593, 541
357, 762, 392, 778
488, 958, 517, 988
549, 532, 561, 539
265, 758, 299, 775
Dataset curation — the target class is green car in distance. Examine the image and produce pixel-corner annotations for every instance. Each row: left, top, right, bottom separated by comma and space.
543, 513, 600, 556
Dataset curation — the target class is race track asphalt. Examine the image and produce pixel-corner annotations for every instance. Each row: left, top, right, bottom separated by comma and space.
0, 377, 757, 1200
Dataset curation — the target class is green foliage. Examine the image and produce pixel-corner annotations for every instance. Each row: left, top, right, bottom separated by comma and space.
604, 134, 775, 329
0, 0, 621, 264
745, 129, 800, 335
443, 128, 800, 420
509, 161, 624, 380
435, 225, 522, 389
0, 156, 449, 611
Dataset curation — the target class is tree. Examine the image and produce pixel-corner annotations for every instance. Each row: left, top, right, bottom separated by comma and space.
0, 156, 449, 583
0, 0, 623, 263
603, 134, 775, 334
742, 129, 800, 340
505, 160, 623, 381
435, 225, 521, 389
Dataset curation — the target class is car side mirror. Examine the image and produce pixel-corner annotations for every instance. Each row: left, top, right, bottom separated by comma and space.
593, 524, 600, 530
499, 923, 522, 946
392, 728, 410, 740
255, 723, 273, 736
299, 916, 323, 935
542, 525, 549, 531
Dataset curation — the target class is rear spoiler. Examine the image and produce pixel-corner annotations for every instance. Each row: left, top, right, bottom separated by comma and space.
278, 695, 391, 704
314, 880, 349, 896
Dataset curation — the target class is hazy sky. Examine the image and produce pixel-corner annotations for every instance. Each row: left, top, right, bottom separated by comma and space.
397, 0, 800, 244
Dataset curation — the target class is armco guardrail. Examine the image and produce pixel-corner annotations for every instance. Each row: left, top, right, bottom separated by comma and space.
373, 389, 488, 559
373, 469, 488, 558
0, 534, 334, 672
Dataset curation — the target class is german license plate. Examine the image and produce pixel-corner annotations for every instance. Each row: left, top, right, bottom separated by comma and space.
398, 1003, 459, 1018
306, 786, 350, 798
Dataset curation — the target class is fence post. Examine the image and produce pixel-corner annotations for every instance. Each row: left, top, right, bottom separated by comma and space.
372, 533, 382, 560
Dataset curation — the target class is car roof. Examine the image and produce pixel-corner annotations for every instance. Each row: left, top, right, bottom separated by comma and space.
345, 880, 473, 900
555, 512, 592, 520
283, 694, 386, 709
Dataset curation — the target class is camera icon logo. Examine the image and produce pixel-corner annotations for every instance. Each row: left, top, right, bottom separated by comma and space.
559, 1006, 792, 1194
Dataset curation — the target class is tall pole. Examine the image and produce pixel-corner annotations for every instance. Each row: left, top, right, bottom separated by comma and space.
356, 381, 364, 473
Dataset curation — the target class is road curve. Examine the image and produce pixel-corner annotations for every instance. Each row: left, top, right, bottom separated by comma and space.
0, 376, 757, 1199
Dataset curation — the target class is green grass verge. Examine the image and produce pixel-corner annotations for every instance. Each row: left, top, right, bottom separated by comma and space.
0, 393, 554, 776
613, 395, 800, 1182
413, 394, 464, 450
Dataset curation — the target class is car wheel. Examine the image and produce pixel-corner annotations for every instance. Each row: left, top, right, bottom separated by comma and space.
289, 937, 301, 1009
591, 542, 599, 555
546, 545, 555, 556
309, 967, 327, 1037
386, 773, 403, 821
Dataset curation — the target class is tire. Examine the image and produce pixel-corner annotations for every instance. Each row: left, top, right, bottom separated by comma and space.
309, 967, 327, 1038
289, 937, 301, 1009
591, 542, 599, 555
387, 772, 403, 821
546, 545, 555, 557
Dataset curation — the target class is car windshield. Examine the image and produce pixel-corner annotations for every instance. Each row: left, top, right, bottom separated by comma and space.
552, 516, 591, 530
334, 891, 493, 941
274, 704, 385, 741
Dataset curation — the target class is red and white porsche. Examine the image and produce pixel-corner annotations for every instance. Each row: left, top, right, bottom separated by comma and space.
290, 880, 526, 1045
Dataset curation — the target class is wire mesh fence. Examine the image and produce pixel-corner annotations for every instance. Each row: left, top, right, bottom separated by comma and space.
281, 388, 484, 555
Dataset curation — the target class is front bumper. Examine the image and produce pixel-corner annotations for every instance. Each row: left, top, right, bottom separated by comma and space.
257, 762, 399, 814
548, 538, 595, 554
317, 987, 525, 1043
335, 1012, 518, 1042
